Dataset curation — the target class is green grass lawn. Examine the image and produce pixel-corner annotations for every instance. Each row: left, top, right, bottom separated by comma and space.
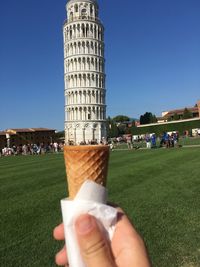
179, 136, 200, 146
0, 148, 200, 267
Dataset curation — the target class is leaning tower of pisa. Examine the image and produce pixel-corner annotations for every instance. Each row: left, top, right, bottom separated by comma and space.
63, 0, 107, 144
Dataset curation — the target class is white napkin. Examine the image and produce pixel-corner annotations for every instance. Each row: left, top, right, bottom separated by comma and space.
61, 180, 117, 267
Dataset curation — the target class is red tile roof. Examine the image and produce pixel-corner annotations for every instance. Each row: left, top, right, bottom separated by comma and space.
6, 128, 56, 133
0, 131, 15, 136
30, 128, 55, 132
7, 129, 34, 133
164, 107, 199, 117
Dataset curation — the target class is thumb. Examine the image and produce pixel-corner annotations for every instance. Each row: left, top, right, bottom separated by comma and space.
75, 214, 115, 267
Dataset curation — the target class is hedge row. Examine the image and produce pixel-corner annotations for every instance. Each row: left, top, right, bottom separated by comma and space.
131, 119, 200, 136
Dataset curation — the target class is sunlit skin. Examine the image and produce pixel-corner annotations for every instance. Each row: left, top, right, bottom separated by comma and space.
53, 208, 151, 267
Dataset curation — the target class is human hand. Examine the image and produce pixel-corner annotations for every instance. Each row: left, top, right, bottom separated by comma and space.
53, 208, 151, 267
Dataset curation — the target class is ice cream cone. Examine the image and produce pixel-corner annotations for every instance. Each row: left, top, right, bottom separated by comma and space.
64, 145, 110, 199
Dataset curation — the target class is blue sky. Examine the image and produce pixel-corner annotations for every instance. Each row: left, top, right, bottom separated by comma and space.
0, 0, 200, 131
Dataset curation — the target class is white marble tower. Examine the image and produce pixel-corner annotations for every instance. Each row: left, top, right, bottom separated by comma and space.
63, 0, 107, 144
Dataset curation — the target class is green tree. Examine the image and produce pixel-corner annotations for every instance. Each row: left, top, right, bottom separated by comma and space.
55, 131, 65, 138
130, 124, 138, 135
140, 112, 157, 125
112, 115, 130, 122
117, 124, 126, 135
125, 127, 132, 134
106, 117, 119, 138
173, 113, 179, 121
151, 114, 158, 123
167, 117, 172, 122
182, 108, 193, 119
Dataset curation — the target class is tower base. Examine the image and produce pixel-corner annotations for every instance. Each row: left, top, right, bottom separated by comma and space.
65, 122, 107, 145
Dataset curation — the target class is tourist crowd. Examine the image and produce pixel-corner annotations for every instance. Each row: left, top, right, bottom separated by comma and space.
0, 132, 182, 156
0, 142, 64, 157
144, 132, 179, 149
108, 132, 180, 150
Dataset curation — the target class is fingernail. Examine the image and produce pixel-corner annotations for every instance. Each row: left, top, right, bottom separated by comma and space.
76, 215, 94, 235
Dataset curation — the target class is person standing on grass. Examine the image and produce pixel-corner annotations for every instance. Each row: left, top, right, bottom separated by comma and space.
165, 133, 170, 148
173, 132, 178, 146
127, 136, 133, 150
53, 142, 59, 153
171, 133, 175, 147
151, 134, 156, 148
145, 134, 151, 149
162, 132, 169, 148
160, 132, 165, 147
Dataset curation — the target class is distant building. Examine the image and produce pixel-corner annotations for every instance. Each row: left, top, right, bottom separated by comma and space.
136, 100, 200, 128
0, 128, 56, 149
135, 120, 140, 127
161, 100, 200, 122
116, 120, 135, 128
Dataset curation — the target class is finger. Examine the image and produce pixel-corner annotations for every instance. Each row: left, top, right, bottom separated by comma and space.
116, 209, 140, 236
75, 214, 116, 267
107, 204, 138, 234
53, 223, 65, 240
112, 210, 152, 267
55, 245, 68, 266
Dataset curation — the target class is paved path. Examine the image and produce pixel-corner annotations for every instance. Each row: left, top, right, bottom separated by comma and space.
182, 144, 200, 148
112, 144, 200, 151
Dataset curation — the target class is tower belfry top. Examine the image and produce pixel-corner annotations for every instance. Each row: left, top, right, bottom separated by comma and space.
66, 0, 99, 23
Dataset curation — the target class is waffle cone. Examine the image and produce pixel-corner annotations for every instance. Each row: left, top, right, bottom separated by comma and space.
64, 145, 110, 199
